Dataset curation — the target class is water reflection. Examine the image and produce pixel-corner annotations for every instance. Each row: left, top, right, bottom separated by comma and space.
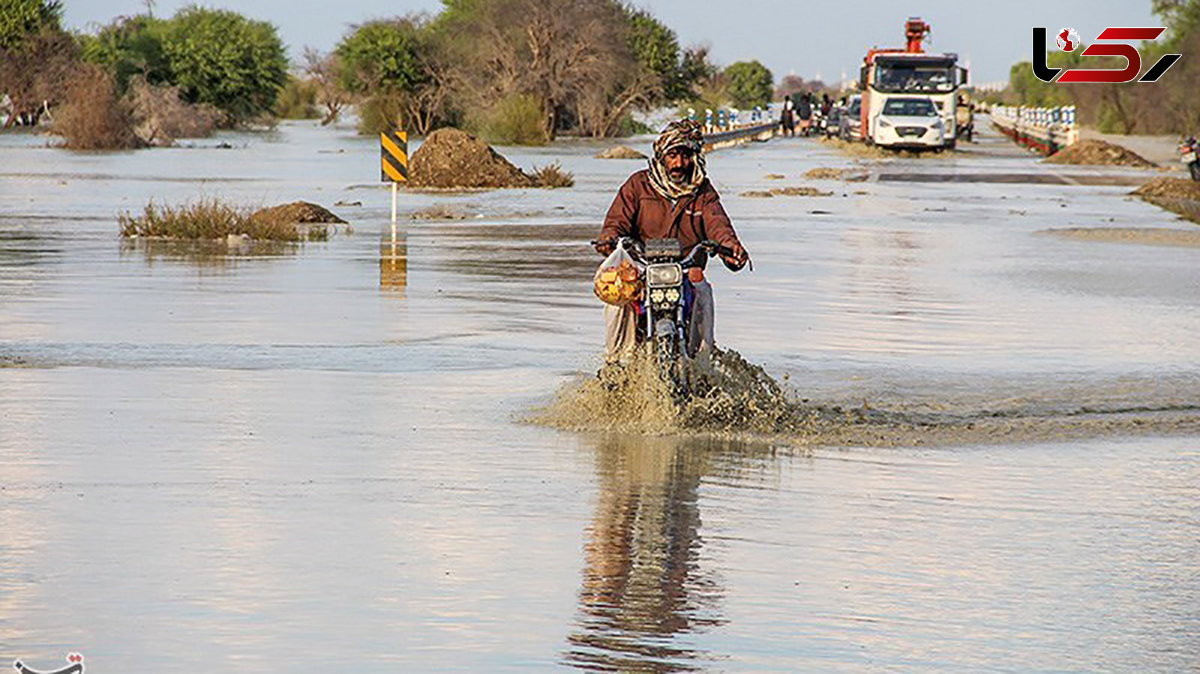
380, 233, 407, 296
566, 434, 781, 672
119, 238, 298, 270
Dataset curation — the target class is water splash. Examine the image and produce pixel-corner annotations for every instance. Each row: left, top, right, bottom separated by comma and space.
530, 347, 814, 437
531, 348, 1200, 447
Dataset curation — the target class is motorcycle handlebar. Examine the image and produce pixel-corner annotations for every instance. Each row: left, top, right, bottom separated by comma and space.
591, 237, 748, 270
591, 237, 732, 256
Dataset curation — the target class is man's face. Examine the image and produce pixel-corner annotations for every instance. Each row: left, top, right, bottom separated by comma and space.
663, 147, 694, 182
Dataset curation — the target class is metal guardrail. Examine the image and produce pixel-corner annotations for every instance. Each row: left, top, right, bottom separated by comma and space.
689, 105, 779, 151
990, 105, 1078, 155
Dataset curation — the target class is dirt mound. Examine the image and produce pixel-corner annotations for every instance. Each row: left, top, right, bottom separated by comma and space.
1039, 227, 1200, 248
1131, 177, 1200, 200
741, 186, 833, 198
1045, 139, 1156, 168
410, 128, 534, 189
250, 201, 346, 224
595, 145, 647, 160
1132, 178, 1200, 224
818, 136, 931, 159
804, 167, 870, 182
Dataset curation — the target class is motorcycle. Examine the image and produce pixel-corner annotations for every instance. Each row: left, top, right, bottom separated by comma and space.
592, 236, 737, 398
1179, 136, 1199, 181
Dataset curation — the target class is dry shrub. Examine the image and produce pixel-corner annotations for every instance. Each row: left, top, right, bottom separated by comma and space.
530, 162, 575, 188
53, 65, 140, 150
119, 198, 335, 241
125, 77, 222, 146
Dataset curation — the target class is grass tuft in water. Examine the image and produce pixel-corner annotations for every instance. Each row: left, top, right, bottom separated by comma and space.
119, 198, 331, 242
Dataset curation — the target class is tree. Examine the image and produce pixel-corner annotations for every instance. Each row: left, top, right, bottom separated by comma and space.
333, 17, 454, 135
626, 9, 678, 101
159, 7, 287, 124
0, 0, 61, 49
334, 18, 426, 95
723, 60, 773, 108
439, 0, 630, 140
78, 14, 171, 93
0, 28, 76, 126
302, 47, 347, 126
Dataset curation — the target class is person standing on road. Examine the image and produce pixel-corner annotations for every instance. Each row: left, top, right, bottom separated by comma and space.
796, 93, 813, 135
593, 119, 749, 362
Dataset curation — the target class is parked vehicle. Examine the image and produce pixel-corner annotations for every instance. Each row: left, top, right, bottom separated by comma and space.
840, 95, 862, 141
824, 106, 843, 137
590, 237, 736, 399
1180, 136, 1199, 181
872, 96, 945, 149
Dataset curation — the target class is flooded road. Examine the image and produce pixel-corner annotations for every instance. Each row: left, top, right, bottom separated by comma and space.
1, 121, 1198, 670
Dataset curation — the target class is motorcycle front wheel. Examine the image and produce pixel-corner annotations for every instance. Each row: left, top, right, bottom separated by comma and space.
654, 318, 686, 402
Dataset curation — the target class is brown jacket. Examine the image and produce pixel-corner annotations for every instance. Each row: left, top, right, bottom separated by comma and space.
599, 169, 742, 268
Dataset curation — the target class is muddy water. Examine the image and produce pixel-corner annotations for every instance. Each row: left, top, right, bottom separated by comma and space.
1, 121, 1198, 671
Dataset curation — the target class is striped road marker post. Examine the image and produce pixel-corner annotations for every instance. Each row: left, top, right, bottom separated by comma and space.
380, 128, 408, 238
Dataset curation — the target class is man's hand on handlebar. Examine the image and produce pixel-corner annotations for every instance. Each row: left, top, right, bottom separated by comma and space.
592, 238, 615, 256
721, 241, 749, 270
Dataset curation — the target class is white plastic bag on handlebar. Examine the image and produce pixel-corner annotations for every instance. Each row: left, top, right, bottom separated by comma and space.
593, 240, 644, 307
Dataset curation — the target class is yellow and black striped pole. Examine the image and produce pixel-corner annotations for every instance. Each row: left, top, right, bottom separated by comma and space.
380, 128, 408, 236
380, 129, 408, 183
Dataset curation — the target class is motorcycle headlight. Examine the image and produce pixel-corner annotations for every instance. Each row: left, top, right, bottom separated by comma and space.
650, 289, 665, 303
666, 288, 680, 302
646, 263, 682, 287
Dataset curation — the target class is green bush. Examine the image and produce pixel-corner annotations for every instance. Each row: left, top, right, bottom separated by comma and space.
724, 60, 773, 109
160, 7, 288, 124
334, 18, 425, 95
355, 93, 405, 135
614, 114, 651, 137
77, 14, 170, 93
470, 93, 548, 146
0, 0, 61, 49
274, 77, 319, 119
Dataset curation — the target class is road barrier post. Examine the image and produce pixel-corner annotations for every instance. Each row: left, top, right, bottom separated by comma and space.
380, 126, 408, 240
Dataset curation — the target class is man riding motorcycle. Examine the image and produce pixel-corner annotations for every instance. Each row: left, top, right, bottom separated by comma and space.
594, 119, 749, 362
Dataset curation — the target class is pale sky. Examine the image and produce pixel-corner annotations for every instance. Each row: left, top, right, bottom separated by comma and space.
65, 0, 1160, 86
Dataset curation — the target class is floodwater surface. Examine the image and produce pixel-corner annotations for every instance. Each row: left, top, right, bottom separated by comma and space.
1, 121, 1198, 671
